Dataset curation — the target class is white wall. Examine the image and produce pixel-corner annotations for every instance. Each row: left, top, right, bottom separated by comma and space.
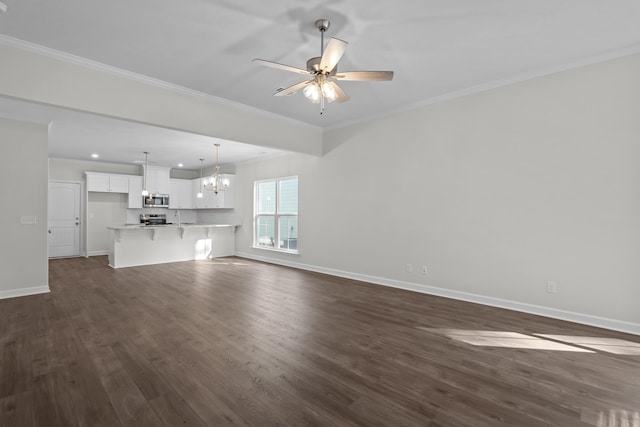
236, 53, 640, 334
0, 118, 49, 298
49, 157, 141, 180
49, 157, 200, 180
87, 192, 128, 255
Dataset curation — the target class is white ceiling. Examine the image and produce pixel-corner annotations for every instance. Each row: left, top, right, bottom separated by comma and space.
1, 0, 640, 168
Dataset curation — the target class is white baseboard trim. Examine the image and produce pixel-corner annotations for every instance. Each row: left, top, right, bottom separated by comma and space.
0, 286, 50, 300
88, 250, 108, 256
235, 251, 640, 336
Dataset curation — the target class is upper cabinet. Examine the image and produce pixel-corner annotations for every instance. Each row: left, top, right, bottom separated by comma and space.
169, 179, 194, 209
222, 175, 235, 208
86, 172, 129, 193
191, 175, 234, 209
128, 176, 143, 209
142, 165, 170, 195
85, 170, 234, 210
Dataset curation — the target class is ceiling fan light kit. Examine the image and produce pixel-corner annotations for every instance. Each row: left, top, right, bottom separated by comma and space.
253, 18, 394, 114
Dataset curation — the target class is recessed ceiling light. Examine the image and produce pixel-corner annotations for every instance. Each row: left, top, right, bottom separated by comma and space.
177, 163, 184, 167
91, 153, 99, 158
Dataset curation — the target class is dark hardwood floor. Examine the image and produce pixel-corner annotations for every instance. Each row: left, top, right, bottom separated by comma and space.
1, 256, 639, 426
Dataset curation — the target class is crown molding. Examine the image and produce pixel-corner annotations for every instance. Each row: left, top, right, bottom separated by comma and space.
3, 34, 640, 138
0, 34, 322, 132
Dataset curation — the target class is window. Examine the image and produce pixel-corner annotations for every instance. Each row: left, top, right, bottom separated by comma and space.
254, 176, 298, 252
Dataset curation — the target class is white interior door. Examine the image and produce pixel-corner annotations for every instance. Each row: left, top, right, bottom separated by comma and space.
48, 181, 81, 257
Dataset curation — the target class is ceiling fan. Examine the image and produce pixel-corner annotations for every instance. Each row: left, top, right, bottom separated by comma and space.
253, 19, 394, 114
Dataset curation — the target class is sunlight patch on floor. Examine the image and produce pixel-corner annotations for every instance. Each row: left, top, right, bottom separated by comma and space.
419, 328, 594, 352
536, 334, 640, 355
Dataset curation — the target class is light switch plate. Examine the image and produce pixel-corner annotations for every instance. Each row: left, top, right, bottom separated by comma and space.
20, 215, 37, 225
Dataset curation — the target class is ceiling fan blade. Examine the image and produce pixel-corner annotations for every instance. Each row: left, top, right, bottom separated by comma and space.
273, 80, 311, 97
253, 58, 311, 75
329, 81, 350, 103
335, 71, 394, 81
319, 38, 347, 73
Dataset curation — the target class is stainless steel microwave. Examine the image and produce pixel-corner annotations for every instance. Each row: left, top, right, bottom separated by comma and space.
143, 194, 169, 208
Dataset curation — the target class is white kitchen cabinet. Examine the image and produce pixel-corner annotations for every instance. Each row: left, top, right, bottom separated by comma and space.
169, 179, 194, 209
222, 175, 235, 208
192, 178, 225, 208
128, 176, 143, 209
86, 172, 129, 193
190, 175, 235, 209
142, 165, 170, 195
192, 178, 204, 208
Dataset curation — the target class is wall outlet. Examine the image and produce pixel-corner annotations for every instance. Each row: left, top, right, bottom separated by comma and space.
406, 264, 413, 273
546, 281, 558, 294
421, 266, 428, 275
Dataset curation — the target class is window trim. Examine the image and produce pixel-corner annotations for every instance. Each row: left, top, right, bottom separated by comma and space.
253, 176, 299, 254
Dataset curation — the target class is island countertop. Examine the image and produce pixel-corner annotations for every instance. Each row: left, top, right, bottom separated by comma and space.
106, 223, 239, 268
107, 223, 239, 230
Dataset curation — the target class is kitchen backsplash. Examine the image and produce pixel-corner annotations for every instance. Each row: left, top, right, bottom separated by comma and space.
125, 209, 240, 225
126, 209, 197, 224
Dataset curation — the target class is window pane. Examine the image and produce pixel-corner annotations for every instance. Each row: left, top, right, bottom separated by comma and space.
278, 216, 298, 250
279, 178, 298, 214
257, 181, 276, 214
256, 215, 275, 247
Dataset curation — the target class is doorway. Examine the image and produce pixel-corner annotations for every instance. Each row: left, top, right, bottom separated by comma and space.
48, 181, 81, 257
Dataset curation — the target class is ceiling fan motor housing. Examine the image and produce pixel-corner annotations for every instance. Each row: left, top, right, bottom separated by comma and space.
306, 57, 337, 75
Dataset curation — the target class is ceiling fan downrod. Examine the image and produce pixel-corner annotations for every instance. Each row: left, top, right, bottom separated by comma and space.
315, 19, 330, 115
315, 19, 330, 57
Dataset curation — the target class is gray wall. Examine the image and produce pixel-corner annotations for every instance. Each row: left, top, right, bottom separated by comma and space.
235, 52, 640, 334
0, 118, 49, 298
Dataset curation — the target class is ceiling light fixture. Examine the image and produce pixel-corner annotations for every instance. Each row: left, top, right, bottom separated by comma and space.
303, 74, 338, 106
91, 153, 99, 158
197, 158, 204, 199
202, 144, 230, 194
141, 151, 149, 196
253, 18, 393, 114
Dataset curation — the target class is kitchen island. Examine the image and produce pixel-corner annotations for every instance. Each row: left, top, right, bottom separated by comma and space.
106, 223, 238, 268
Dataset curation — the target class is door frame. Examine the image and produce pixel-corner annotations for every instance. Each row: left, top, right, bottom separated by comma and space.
48, 179, 86, 258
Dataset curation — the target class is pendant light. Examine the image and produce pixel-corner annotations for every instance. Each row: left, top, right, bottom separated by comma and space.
202, 144, 230, 194
141, 151, 149, 196
197, 158, 204, 199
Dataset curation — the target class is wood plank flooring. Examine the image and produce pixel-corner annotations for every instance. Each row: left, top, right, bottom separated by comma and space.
1, 256, 640, 426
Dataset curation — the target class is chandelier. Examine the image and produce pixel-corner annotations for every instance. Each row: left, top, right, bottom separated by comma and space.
198, 144, 230, 197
